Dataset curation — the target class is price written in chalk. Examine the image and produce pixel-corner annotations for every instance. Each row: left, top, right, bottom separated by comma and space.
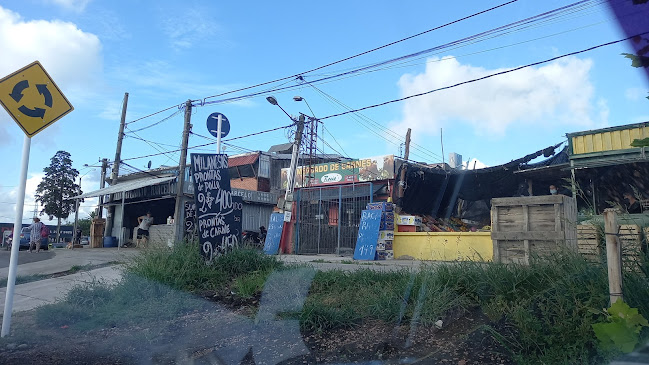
191, 153, 237, 261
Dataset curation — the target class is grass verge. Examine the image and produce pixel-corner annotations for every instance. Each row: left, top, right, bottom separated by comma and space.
28, 245, 649, 364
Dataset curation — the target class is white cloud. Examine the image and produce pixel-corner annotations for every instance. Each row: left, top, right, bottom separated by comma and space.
45, 0, 91, 12
109, 60, 251, 106
393, 56, 605, 137
0, 169, 101, 224
160, 7, 221, 51
462, 158, 488, 170
0, 7, 102, 138
625, 87, 648, 101
0, 173, 45, 224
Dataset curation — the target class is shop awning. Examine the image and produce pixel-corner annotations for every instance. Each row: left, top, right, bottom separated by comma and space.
72, 176, 176, 199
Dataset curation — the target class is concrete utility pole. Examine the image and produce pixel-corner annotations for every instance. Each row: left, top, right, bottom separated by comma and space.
285, 114, 306, 206
98, 158, 108, 219
397, 128, 411, 209
174, 100, 192, 243
105, 92, 128, 237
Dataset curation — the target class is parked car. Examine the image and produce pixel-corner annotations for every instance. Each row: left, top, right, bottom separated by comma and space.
14, 227, 48, 251
81, 236, 89, 245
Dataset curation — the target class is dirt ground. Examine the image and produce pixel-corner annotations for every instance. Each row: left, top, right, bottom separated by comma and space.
0, 295, 514, 365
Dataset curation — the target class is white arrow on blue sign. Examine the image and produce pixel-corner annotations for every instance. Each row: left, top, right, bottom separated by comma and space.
206, 112, 230, 138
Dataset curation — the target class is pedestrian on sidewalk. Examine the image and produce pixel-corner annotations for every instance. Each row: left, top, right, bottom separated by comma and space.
136, 212, 154, 248
28, 217, 44, 253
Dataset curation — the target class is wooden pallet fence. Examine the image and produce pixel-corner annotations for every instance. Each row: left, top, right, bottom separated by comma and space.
491, 195, 578, 264
577, 224, 601, 262
619, 224, 643, 271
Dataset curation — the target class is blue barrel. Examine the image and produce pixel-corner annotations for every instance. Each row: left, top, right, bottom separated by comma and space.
103, 236, 117, 248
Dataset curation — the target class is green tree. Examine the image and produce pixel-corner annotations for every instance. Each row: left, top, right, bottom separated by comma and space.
35, 151, 83, 243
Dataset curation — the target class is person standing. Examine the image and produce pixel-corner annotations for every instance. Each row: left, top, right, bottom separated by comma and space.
136, 212, 154, 248
623, 192, 642, 214
28, 217, 44, 253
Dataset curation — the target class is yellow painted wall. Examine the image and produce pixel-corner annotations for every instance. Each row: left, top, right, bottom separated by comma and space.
393, 232, 493, 262
572, 125, 649, 155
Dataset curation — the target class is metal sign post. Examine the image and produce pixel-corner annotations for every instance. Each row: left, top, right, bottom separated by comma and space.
216, 114, 223, 153
206, 112, 230, 154
0, 61, 73, 337
1, 135, 31, 337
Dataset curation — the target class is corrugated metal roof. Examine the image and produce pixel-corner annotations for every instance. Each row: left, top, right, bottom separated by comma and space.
72, 176, 176, 199
229, 153, 259, 167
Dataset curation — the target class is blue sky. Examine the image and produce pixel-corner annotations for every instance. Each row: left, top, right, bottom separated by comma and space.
0, 0, 647, 223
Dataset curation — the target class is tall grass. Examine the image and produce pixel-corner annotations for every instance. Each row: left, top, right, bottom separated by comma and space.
300, 251, 649, 364
31, 243, 649, 364
126, 243, 282, 292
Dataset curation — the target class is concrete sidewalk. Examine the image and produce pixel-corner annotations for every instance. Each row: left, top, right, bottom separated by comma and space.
0, 247, 140, 278
0, 265, 124, 314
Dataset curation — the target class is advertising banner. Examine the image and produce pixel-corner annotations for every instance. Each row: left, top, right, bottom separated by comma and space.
281, 155, 395, 188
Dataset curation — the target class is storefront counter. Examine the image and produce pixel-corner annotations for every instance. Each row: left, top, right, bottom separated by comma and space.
393, 232, 492, 262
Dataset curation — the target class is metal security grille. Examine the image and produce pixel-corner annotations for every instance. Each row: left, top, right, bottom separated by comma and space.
295, 183, 375, 255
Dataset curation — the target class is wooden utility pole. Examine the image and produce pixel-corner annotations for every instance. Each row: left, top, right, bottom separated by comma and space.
105, 92, 128, 237
174, 100, 192, 243
98, 158, 108, 219
397, 128, 411, 209
603, 208, 623, 305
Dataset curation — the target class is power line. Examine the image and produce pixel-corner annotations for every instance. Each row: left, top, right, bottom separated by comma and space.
121, 0, 523, 125
199, 0, 520, 103
125, 109, 183, 132
120, 124, 294, 162
318, 32, 649, 121
125, 103, 184, 125
199, 0, 601, 108
308, 84, 443, 162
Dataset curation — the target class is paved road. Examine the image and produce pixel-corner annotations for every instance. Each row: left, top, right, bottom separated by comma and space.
0, 250, 55, 269
0, 247, 140, 278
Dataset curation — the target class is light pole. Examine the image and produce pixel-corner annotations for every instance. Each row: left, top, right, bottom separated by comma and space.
72, 168, 93, 248
293, 96, 320, 186
267, 96, 307, 255
266, 96, 305, 211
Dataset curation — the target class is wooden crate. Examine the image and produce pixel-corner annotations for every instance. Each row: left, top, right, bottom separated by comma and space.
619, 225, 642, 270
491, 195, 577, 264
577, 224, 601, 262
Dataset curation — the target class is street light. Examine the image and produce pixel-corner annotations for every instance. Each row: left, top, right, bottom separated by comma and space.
266, 96, 294, 121
266, 96, 305, 211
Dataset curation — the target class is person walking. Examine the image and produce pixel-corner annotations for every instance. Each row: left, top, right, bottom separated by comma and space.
28, 217, 44, 253
136, 212, 154, 248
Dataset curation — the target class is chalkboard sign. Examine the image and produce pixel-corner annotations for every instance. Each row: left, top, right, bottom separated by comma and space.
353, 210, 382, 260
232, 196, 243, 245
184, 201, 197, 240
263, 213, 284, 255
190, 153, 237, 261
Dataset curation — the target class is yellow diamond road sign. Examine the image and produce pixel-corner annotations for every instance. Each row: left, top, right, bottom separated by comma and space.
0, 61, 73, 137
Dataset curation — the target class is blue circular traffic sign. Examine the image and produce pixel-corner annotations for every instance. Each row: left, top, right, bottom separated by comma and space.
206, 112, 230, 138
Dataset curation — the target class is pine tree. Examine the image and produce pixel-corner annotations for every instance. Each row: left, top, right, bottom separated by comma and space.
35, 151, 83, 243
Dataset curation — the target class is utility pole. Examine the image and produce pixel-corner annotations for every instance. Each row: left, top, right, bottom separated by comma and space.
72, 175, 81, 250
105, 92, 128, 237
98, 158, 108, 219
284, 114, 306, 206
174, 100, 192, 243
279, 114, 305, 254
397, 128, 411, 210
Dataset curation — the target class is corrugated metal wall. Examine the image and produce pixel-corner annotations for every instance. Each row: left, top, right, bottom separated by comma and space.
571, 125, 649, 155
242, 203, 274, 232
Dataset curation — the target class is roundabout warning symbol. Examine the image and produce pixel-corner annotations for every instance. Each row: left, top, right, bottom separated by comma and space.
0, 61, 73, 137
